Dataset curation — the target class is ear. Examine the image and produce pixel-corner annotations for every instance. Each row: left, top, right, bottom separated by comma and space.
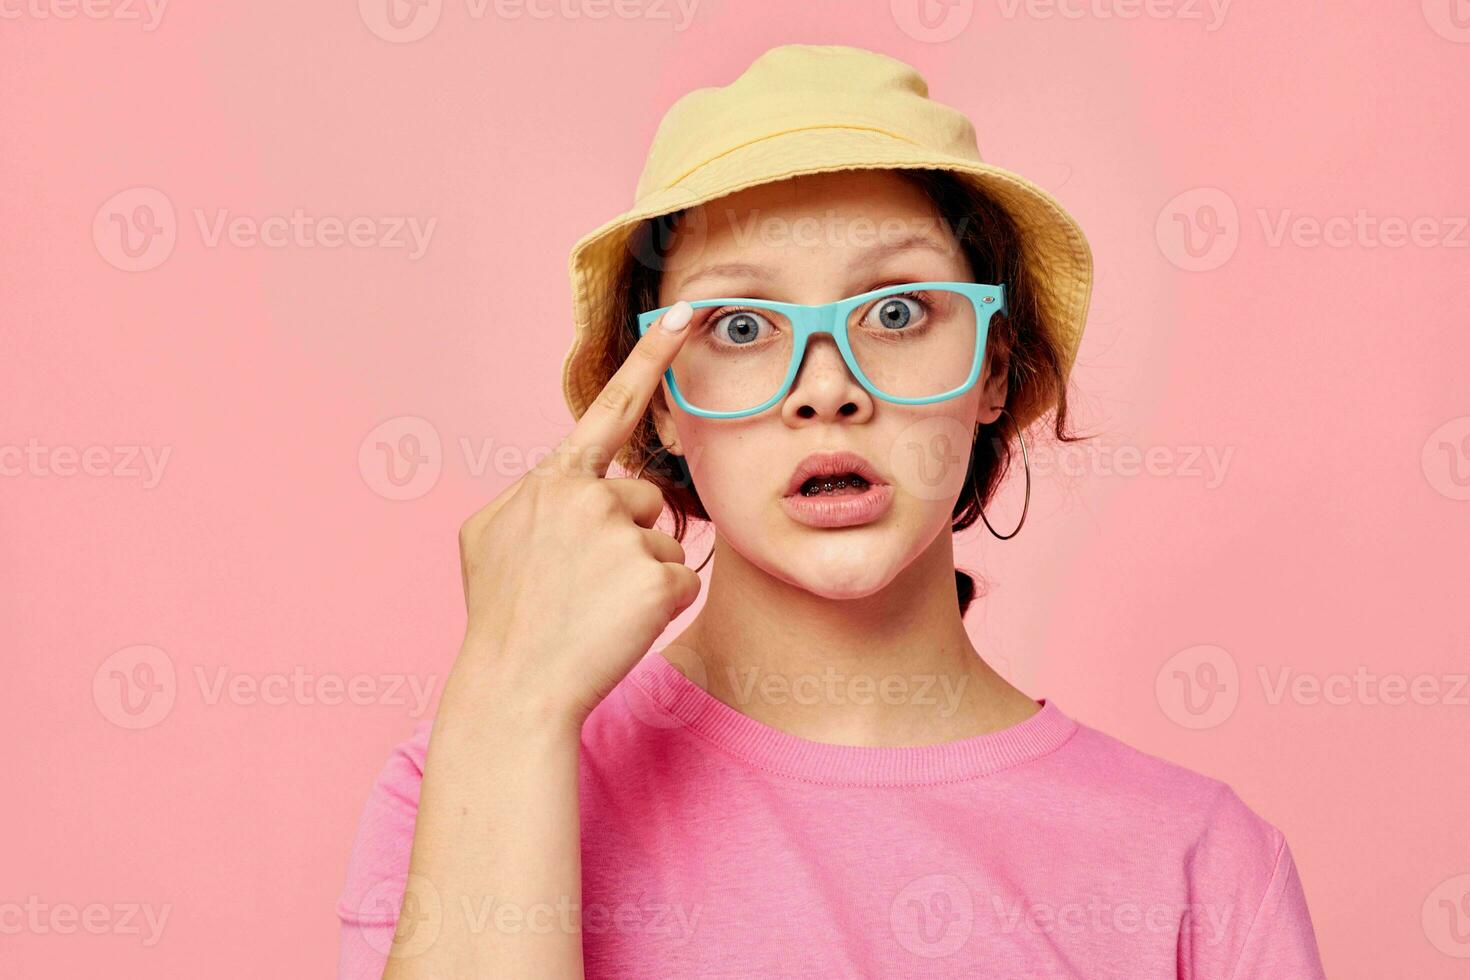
976, 330, 1011, 427
650, 384, 682, 456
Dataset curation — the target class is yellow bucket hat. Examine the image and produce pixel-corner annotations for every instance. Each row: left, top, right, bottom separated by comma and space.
562, 43, 1092, 437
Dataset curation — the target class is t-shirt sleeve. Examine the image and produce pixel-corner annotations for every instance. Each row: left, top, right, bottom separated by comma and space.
1182, 784, 1327, 980
1226, 833, 1325, 979
334, 719, 433, 980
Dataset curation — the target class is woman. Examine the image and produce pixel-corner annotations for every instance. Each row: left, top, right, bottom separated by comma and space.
336, 44, 1327, 978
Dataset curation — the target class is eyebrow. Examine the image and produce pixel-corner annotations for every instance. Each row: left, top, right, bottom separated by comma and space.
673, 233, 954, 293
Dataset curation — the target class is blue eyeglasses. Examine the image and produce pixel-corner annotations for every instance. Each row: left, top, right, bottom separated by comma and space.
637, 281, 1006, 419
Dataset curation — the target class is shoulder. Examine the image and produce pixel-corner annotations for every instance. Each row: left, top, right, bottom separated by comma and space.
1052, 715, 1324, 978
335, 718, 434, 926
1055, 716, 1286, 854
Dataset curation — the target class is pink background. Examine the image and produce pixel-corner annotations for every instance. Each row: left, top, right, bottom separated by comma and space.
4, 2, 1467, 976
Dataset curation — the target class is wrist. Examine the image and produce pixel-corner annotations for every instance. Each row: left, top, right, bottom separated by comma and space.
439, 643, 587, 744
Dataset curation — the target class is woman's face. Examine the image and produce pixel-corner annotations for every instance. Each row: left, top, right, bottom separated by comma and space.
651, 168, 1009, 599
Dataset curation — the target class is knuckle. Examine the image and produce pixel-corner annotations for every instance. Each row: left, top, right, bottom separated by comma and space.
653, 562, 680, 599
632, 337, 665, 367
635, 557, 665, 589
573, 478, 615, 515
527, 452, 561, 481
673, 567, 700, 606
656, 531, 685, 564
661, 567, 695, 615
594, 381, 637, 422
637, 479, 666, 511
619, 523, 649, 553
531, 445, 571, 481
457, 513, 481, 547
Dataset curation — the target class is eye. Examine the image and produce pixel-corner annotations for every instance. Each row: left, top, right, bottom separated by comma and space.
863, 294, 927, 331
708, 307, 776, 346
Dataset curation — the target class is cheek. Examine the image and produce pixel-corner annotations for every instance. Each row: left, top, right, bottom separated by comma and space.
674, 421, 762, 509
882, 412, 976, 511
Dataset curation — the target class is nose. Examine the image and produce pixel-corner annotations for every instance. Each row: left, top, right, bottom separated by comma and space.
780, 334, 875, 424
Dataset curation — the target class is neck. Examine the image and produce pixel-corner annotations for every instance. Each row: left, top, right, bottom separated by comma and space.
661, 529, 1039, 748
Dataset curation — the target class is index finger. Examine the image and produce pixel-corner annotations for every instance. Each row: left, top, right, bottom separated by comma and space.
557, 299, 695, 478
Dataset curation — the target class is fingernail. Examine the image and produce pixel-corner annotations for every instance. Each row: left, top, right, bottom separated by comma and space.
661, 300, 693, 333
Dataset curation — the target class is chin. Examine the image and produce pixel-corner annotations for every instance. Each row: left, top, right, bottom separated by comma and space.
777, 547, 905, 600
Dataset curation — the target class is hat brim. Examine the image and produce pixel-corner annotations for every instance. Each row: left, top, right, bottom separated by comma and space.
563, 125, 1092, 441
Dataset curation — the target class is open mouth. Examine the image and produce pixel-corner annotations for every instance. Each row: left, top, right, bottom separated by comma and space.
780, 451, 894, 528
796, 472, 874, 497
782, 451, 888, 498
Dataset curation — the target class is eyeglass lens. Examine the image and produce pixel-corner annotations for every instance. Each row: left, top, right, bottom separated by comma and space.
667, 287, 981, 412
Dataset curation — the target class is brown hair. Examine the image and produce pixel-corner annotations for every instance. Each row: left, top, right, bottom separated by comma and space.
592, 168, 1087, 617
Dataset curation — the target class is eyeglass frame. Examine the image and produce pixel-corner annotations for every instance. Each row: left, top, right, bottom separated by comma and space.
636, 280, 1007, 420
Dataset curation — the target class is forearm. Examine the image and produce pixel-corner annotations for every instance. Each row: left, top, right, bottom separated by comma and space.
382, 658, 586, 980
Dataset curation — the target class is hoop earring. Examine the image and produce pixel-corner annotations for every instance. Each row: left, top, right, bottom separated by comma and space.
631, 450, 715, 573
973, 408, 1031, 541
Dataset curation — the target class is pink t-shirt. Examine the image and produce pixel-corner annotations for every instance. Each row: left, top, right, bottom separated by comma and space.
336, 650, 1326, 978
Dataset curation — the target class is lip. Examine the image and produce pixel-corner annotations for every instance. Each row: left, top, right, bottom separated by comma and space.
779, 450, 894, 529
782, 450, 888, 498
780, 483, 895, 528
